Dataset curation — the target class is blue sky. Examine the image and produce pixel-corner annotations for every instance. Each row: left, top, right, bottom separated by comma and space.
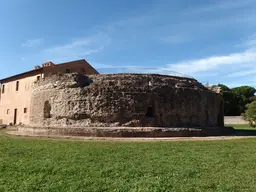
1, 0, 256, 87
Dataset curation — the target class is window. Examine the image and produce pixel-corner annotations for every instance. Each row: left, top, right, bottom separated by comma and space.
66, 69, 71, 73
37, 76, 40, 81
2, 85, 4, 94
16, 81, 19, 91
7, 109, 9, 114
24, 108, 27, 113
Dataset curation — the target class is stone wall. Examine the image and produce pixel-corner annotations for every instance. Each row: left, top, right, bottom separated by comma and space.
224, 116, 248, 125
29, 73, 224, 129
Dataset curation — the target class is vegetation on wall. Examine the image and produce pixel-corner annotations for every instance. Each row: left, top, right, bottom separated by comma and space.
215, 84, 256, 116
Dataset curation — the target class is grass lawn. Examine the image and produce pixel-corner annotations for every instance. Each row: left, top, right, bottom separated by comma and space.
1, 135, 256, 191
226, 124, 256, 130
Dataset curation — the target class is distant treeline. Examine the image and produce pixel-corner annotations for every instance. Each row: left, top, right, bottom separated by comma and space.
215, 84, 256, 116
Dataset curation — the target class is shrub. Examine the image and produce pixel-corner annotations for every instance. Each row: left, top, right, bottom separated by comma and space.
243, 101, 256, 127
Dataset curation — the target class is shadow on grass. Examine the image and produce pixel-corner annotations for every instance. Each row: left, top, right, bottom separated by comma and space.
234, 129, 256, 136
225, 124, 256, 136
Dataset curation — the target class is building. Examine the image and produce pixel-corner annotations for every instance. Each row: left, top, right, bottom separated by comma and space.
23, 73, 224, 137
0, 59, 99, 125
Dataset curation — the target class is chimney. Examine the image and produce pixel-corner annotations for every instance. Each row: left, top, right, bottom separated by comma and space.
42, 61, 55, 68
34, 65, 41, 70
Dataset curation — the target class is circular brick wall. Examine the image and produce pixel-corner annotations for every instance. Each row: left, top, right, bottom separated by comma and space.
27, 73, 224, 133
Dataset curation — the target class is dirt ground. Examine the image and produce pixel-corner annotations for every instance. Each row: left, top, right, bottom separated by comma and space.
1, 127, 256, 142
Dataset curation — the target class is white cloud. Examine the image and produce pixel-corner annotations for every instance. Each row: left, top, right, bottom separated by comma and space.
22, 38, 44, 47
167, 50, 256, 74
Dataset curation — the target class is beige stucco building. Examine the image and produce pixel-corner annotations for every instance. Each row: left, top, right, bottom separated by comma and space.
0, 59, 99, 125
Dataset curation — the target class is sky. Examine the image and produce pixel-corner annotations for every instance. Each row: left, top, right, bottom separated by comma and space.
0, 0, 256, 87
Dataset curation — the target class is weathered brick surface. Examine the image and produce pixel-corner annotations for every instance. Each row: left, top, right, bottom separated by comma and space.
29, 73, 224, 130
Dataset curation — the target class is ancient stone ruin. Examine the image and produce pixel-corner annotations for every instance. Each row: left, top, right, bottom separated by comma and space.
19, 73, 225, 137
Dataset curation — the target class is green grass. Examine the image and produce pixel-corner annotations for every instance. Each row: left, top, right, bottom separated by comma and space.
1, 136, 256, 191
226, 124, 255, 130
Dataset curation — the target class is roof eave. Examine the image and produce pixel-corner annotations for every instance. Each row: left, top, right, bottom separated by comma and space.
0, 68, 43, 83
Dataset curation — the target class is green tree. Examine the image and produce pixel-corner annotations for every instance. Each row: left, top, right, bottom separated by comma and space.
213, 84, 256, 116
249, 95, 256, 102
231, 86, 256, 99
243, 101, 256, 127
231, 86, 256, 115
217, 84, 230, 92
221, 90, 241, 115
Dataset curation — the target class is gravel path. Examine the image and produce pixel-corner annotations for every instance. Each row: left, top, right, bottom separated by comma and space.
3, 130, 256, 142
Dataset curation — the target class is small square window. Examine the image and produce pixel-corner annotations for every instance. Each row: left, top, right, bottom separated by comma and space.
7, 109, 9, 114
24, 108, 27, 113
37, 76, 40, 81
66, 69, 71, 73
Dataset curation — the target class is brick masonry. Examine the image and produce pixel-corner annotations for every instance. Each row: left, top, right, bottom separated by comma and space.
28, 73, 224, 130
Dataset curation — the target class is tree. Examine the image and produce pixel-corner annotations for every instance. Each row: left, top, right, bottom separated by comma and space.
231, 86, 256, 99
243, 101, 256, 127
213, 84, 256, 116
231, 86, 256, 115
217, 84, 230, 92
222, 90, 242, 115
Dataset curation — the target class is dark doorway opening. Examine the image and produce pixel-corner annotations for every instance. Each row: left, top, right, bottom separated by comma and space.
44, 101, 51, 118
14, 109, 17, 125
146, 107, 154, 117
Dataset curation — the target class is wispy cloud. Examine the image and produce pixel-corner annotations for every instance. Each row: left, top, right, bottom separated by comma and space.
161, 33, 256, 87
21, 33, 110, 64
38, 33, 110, 63
22, 38, 44, 47
167, 50, 256, 74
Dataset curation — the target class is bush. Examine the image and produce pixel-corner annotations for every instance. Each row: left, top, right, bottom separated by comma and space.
243, 101, 256, 127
